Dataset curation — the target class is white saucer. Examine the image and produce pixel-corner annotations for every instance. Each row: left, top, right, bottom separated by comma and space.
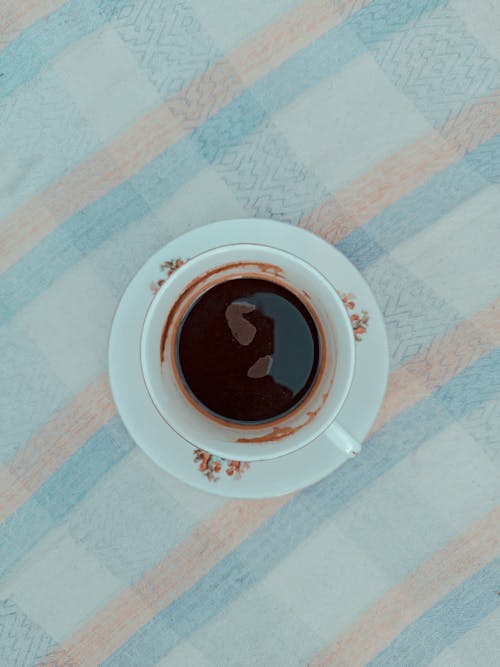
109, 219, 388, 498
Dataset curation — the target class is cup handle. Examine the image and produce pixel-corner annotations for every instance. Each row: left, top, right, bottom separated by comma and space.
324, 420, 361, 457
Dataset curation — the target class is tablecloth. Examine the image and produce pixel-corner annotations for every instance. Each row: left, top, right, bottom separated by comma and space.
1, 0, 499, 665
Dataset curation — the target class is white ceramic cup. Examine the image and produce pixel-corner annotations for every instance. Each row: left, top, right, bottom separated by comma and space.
140, 243, 359, 462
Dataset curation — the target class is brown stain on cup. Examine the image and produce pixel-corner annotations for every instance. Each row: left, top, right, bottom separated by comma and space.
158, 260, 330, 439
235, 388, 331, 443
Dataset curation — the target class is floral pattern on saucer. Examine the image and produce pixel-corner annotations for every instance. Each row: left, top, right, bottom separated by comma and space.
340, 292, 369, 341
194, 449, 251, 482
150, 258, 185, 294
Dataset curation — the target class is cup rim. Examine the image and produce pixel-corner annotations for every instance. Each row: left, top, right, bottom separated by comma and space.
140, 242, 356, 462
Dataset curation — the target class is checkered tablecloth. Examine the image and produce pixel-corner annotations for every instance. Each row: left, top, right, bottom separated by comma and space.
1, 1, 499, 665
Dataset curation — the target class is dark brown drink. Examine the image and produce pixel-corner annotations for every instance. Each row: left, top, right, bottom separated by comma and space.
176, 278, 320, 423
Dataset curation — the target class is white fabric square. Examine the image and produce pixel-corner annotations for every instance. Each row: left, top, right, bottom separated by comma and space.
333, 462, 456, 580
452, 0, 500, 60
0, 527, 121, 642
53, 27, 161, 139
191, 0, 296, 52
156, 642, 213, 667
401, 423, 500, 531
149, 166, 247, 237
190, 582, 323, 666
275, 53, 430, 192
260, 520, 389, 641
19, 259, 116, 392
67, 452, 197, 584
392, 186, 500, 317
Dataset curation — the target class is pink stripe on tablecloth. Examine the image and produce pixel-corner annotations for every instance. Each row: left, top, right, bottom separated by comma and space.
372, 296, 500, 433
36, 296, 500, 667
302, 91, 500, 244
0, 374, 114, 523
231, 0, 363, 83
0, 0, 370, 273
38, 496, 289, 667
307, 507, 500, 667
0, 0, 67, 50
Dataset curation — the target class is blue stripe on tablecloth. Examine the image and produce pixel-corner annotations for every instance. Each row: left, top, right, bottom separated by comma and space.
338, 152, 489, 270
0, 0, 127, 102
0, 123, 489, 324
0, 0, 448, 323
465, 134, 500, 185
0, 416, 132, 578
216, 19, 365, 119
368, 558, 500, 666
0, 501, 55, 581
102, 347, 500, 666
